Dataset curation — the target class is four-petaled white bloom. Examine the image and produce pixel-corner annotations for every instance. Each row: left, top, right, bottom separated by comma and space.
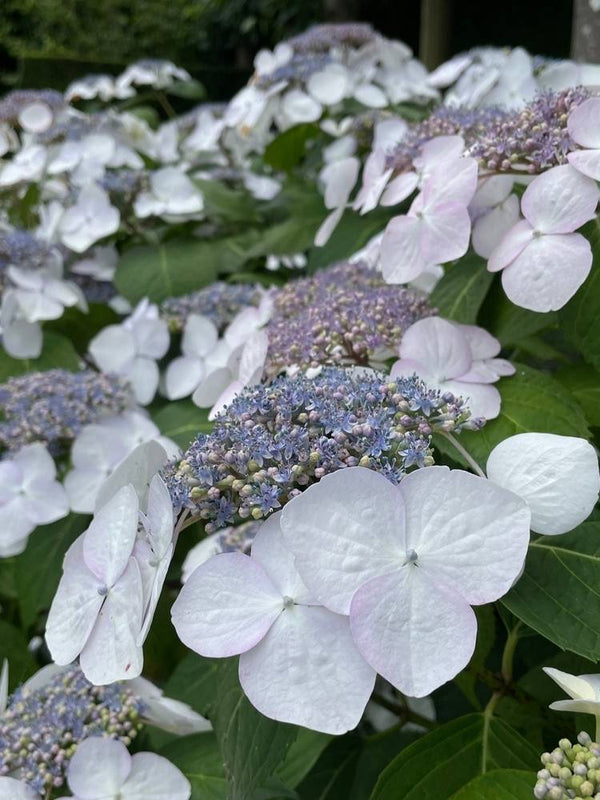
280, 466, 531, 697
391, 317, 514, 420
89, 299, 170, 405
172, 512, 376, 734
0, 443, 69, 557
58, 184, 121, 253
488, 164, 599, 311
486, 432, 600, 534
55, 737, 190, 800
134, 167, 204, 220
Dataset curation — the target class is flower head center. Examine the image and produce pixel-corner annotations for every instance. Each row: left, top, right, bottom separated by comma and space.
404, 548, 419, 567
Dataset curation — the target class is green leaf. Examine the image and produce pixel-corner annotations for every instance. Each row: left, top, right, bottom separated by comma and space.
166, 79, 206, 100
556, 365, 600, 427
450, 769, 535, 799
160, 733, 227, 800
369, 714, 538, 800
0, 621, 37, 689
307, 208, 395, 273
14, 514, 88, 630
429, 254, 493, 324
559, 217, 600, 368
115, 239, 223, 303
165, 656, 297, 800
195, 179, 260, 223
503, 521, 600, 661
454, 606, 496, 710
349, 730, 420, 800
264, 124, 320, 171
457, 364, 590, 466
151, 400, 213, 449
487, 293, 556, 347
0, 332, 80, 380
46, 303, 120, 353
297, 734, 361, 800
275, 728, 333, 790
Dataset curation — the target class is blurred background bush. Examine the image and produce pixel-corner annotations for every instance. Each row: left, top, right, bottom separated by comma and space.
0, 0, 576, 99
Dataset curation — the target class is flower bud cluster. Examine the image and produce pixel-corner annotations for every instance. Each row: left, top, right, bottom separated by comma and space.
534, 733, 600, 799
163, 366, 482, 530
285, 22, 377, 53
160, 281, 263, 333
0, 665, 145, 794
265, 260, 433, 375
0, 369, 132, 454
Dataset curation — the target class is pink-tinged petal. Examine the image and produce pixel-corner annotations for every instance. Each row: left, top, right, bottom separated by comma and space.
487, 433, 600, 535
251, 513, 310, 601
455, 361, 501, 384
501, 232, 592, 312
472, 194, 521, 258
315, 206, 345, 247
46, 537, 103, 665
130, 357, 159, 405
422, 158, 478, 208
486, 357, 516, 377
25, 479, 69, 525
182, 314, 219, 358
353, 152, 393, 214
322, 157, 359, 209
238, 329, 268, 385
471, 175, 514, 212
165, 355, 205, 400
280, 467, 406, 614
427, 53, 472, 87
89, 325, 136, 374
399, 466, 531, 605
83, 484, 139, 586
399, 318, 471, 382
456, 324, 501, 360
521, 164, 599, 234
350, 567, 477, 697
420, 202, 472, 264
390, 357, 433, 383
146, 475, 174, 557
567, 97, 600, 149
487, 219, 534, 272
122, 752, 191, 800
192, 366, 233, 407
380, 215, 429, 284
380, 171, 419, 207
0, 497, 35, 557
416, 136, 465, 179
80, 557, 144, 684
138, 544, 173, 645
171, 552, 283, 657
442, 379, 501, 419
67, 737, 131, 798
240, 604, 375, 734
567, 148, 600, 182
65, 467, 108, 514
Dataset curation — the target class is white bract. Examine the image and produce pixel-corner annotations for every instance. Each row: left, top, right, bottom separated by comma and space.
567, 96, 600, 181
89, 299, 170, 405
280, 466, 531, 697
391, 317, 513, 420
488, 164, 599, 311
6, 263, 87, 323
0, 443, 69, 557
172, 513, 376, 734
470, 175, 520, 258
64, 411, 177, 514
58, 184, 121, 253
544, 667, 600, 719
315, 156, 360, 246
0, 144, 46, 186
486, 433, 600, 535
134, 167, 204, 220
56, 737, 190, 800
46, 484, 145, 685
0, 777, 38, 800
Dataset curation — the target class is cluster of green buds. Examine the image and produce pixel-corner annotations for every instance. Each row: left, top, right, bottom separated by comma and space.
534, 733, 600, 799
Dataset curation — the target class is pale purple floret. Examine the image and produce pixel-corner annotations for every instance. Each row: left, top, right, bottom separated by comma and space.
162, 366, 482, 529
160, 282, 263, 333
285, 22, 377, 53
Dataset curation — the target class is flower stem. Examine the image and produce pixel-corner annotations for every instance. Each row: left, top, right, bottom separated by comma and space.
441, 432, 486, 478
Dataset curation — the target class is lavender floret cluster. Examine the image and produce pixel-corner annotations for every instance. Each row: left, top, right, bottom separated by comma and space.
265, 260, 434, 374
160, 281, 263, 333
388, 88, 590, 176
0, 665, 145, 794
255, 53, 333, 89
163, 367, 481, 531
0, 230, 59, 288
285, 22, 377, 53
0, 369, 132, 454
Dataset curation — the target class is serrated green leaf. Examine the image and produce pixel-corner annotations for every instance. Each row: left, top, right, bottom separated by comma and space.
151, 400, 213, 449
297, 734, 361, 800
487, 293, 556, 347
503, 522, 600, 660
14, 514, 89, 630
160, 733, 227, 800
430, 254, 493, 324
0, 332, 80, 380
369, 714, 538, 800
559, 217, 600, 368
450, 769, 535, 799
556, 365, 600, 427
275, 728, 332, 789
457, 364, 590, 466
